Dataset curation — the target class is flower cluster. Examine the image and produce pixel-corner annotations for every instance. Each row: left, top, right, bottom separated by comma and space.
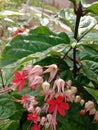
0, 64, 98, 129
11, 64, 73, 130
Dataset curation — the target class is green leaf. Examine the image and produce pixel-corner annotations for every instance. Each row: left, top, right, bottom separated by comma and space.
84, 87, 98, 101
81, 32, 98, 43
81, 0, 98, 15
0, 26, 70, 68
0, 94, 16, 120
79, 16, 97, 36
57, 103, 94, 130
0, 120, 19, 130
86, 2, 98, 15
81, 0, 89, 7
59, 9, 75, 31
82, 60, 98, 84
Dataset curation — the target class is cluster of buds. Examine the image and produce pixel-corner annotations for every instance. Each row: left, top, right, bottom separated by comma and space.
0, 64, 98, 130
10, 64, 72, 130
80, 100, 98, 122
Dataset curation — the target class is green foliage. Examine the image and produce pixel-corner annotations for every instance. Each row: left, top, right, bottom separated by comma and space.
0, 0, 98, 130
0, 26, 70, 68
0, 94, 16, 120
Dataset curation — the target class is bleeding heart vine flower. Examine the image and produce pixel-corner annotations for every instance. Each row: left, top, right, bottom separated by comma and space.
12, 71, 26, 91
1, 64, 98, 130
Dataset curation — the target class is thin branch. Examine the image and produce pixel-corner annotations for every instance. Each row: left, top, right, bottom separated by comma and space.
73, 3, 82, 79
57, 47, 72, 67
0, 69, 5, 88
77, 22, 98, 42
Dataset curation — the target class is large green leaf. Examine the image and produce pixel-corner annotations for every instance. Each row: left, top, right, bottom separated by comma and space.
0, 26, 70, 68
0, 94, 16, 120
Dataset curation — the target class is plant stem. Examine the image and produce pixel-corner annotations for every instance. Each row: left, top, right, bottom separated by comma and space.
73, 3, 82, 79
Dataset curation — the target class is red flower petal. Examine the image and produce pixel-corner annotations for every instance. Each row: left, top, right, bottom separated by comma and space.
56, 96, 64, 104
60, 102, 70, 110
57, 105, 66, 116
14, 71, 21, 79
48, 104, 56, 113
31, 124, 40, 130
18, 80, 25, 92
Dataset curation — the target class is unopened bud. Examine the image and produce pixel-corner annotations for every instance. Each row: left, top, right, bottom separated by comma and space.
66, 80, 72, 87
74, 95, 81, 103
42, 81, 50, 93
80, 99, 85, 106
35, 107, 41, 114
71, 86, 77, 94
89, 108, 96, 115
40, 117, 47, 125
47, 114, 52, 122
80, 109, 86, 116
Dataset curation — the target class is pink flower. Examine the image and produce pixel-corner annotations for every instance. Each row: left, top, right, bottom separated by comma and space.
43, 64, 58, 82
27, 112, 38, 124
45, 88, 55, 100
12, 71, 25, 91
20, 96, 38, 112
31, 124, 41, 130
22, 65, 33, 75
64, 89, 74, 102
40, 117, 47, 125
85, 101, 95, 112
29, 76, 43, 90
47, 95, 69, 116
53, 78, 65, 95
89, 108, 96, 115
28, 65, 43, 76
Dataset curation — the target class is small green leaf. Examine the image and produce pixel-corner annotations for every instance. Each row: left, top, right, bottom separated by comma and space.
84, 87, 98, 101
82, 61, 98, 84
87, 2, 98, 15
59, 9, 75, 31
79, 16, 97, 36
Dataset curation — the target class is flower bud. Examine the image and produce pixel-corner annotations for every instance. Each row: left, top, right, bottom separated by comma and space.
80, 99, 85, 106
42, 81, 50, 93
71, 86, 77, 94
66, 80, 72, 87
47, 114, 52, 123
74, 95, 81, 103
40, 117, 47, 125
80, 109, 86, 116
89, 108, 96, 115
35, 107, 41, 114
